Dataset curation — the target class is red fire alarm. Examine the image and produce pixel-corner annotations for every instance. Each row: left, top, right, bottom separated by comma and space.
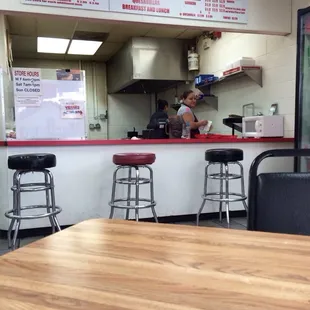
213, 32, 222, 39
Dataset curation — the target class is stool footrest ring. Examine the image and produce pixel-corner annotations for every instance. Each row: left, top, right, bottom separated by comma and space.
115, 178, 151, 185
202, 192, 247, 203
5, 205, 62, 220
109, 198, 156, 210
207, 173, 241, 180
11, 183, 53, 193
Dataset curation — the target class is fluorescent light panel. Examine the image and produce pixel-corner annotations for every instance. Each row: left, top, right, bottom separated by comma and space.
37, 37, 70, 54
68, 40, 102, 55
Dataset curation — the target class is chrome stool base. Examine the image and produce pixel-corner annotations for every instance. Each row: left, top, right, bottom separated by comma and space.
5, 169, 62, 250
109, 165, 158, 222
197, 161, 248, 227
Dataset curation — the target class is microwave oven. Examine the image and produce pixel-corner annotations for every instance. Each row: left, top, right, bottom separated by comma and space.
242, 115, 284, 138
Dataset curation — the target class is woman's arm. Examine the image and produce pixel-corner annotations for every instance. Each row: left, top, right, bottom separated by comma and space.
182, 112, 206, 129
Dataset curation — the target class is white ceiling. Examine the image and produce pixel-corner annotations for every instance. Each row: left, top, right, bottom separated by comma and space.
7, 15, 203, 62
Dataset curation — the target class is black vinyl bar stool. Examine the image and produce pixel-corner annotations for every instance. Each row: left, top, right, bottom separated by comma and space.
197, 149, 248, 227
109, 153, 158, 222
5, 154, 62, 250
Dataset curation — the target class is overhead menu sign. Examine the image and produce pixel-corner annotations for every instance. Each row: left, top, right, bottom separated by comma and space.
21, 0, 248, 24
181, 0, 248, 24
21, 0, 110, 11
109, 0, 180, 18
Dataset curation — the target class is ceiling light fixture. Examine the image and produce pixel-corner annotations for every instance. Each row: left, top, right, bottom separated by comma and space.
37, 37, 70, 54
68, 40, 103, 55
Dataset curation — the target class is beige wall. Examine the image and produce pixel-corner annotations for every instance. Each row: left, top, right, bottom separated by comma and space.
108, 94, 153, 139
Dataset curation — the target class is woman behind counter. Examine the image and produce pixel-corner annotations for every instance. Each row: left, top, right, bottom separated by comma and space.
177, 90, 210, 138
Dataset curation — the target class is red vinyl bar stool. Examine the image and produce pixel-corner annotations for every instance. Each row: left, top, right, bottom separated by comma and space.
109, 153, 158, 222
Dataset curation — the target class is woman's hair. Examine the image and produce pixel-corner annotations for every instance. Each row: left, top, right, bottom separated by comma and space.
157, 99, 168, 110
181, 90, 194, 100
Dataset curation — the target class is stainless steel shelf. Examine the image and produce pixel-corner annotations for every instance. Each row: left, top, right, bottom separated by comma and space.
197, 67, 263, 95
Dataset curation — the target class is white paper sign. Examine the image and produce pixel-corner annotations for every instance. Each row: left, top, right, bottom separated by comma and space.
13, 68, 42, 96
180, 0, 248, 23
61, 100, 85, 119
15, 96, 41, 107
21, 0, 109, 11
109, 0, 180, 17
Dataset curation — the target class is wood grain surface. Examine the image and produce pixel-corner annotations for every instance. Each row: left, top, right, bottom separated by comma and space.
1, 219, 310, 310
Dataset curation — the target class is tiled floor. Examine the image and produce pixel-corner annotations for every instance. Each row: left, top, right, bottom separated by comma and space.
0, 217, 247, 256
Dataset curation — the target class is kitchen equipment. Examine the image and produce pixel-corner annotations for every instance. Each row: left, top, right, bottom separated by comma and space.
223, 115, 243, 135
242, 115, 284, 138
127, 127, 138, 138
243, 103, 255, 117
107, 37, 188, 94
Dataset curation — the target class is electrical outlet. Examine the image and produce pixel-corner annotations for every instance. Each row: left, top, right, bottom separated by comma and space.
99, 114, 107, 120
89, 124, 95, 130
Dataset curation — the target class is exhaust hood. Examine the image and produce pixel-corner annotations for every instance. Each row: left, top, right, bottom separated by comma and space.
107, 37, 190, 94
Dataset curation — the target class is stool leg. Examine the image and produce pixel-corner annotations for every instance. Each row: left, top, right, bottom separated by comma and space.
219, 163, 224, 223
45, 171, 55, 234
237, 162, 248, 212
224, 163, 230, 227
134, 167, 140, 222
109, 167, 120, 219
147, 165, 158, 223
8, 171, 18, 250
48, 171, 61, 232
197, 164, 210, 226
12, 172, 22, 250
125, 167, 132, 220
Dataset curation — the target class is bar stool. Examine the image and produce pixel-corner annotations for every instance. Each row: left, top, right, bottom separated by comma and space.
197, 149, 248, 227
109, 153, 158, 222
5, 153, 62, 250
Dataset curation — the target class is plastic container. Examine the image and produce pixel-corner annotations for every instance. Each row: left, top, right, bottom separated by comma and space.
195, 74, 214, 86
232, 57, 255, 68
182, 122, 191, 139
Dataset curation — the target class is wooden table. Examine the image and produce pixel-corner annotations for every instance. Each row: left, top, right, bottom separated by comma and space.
1, 219, 310, 310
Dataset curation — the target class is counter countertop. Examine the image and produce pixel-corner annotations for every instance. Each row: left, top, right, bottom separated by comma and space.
3, 137, 294, 147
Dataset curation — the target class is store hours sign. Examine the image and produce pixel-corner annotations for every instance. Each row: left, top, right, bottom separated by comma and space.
21, 0, 248, 24
13, 68, 42, 96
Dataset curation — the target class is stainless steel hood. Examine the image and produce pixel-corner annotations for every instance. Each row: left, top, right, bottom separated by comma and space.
107, 37, 189, 94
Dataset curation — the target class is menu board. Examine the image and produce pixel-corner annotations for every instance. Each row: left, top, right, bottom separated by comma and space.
21, 0, 248, 24
180, 0, 248, 23
21, 0, 109, 11
109, 1, 179, 17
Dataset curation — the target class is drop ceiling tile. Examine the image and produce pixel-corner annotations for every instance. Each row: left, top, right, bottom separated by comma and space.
13, 52, 67, 61
36, 17, 76, 38
107, 24, 151, 43
7, 16, 37, 36
11, 35, 37, 53
145, 27, 186, 38
96, 42, 123, 56
176, 29, 203, 39
76, 20, 114, 33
